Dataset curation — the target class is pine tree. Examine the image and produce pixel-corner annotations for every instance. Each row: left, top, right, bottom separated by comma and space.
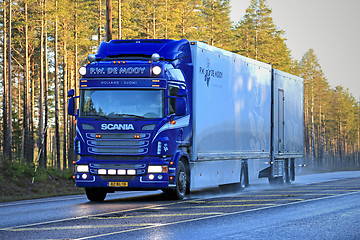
202, 0, 233, 49
234, 0, 291, 71
299, 49, 327, 168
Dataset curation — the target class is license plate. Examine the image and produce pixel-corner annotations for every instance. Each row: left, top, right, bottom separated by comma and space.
108, 182, 128, 187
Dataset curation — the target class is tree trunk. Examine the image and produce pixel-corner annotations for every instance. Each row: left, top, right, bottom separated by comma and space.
310, 84, 315, 168
55, 0, 61, 169
118, 0, 121, 39
43, 0, 49, 168
106, 0, 112, 41
63, 41, 68, 170
98, 0, 102, 45
24, 2, 32, 164
39, 0, 45, 168
2, 0, 9, 162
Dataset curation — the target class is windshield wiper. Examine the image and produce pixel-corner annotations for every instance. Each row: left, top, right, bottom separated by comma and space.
89, 115, 111, 120
112, 114, 146, 119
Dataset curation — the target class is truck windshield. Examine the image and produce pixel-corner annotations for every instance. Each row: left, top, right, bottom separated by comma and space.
80, 89, 164, 119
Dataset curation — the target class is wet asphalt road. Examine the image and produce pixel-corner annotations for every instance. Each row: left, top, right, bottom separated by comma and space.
0, 171, 359, 240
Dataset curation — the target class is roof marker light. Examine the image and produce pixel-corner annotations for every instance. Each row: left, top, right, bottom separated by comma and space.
151, 53, 160, 62
88, 54, 96, 62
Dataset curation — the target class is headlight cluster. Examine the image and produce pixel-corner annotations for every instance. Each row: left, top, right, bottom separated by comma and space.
75, 165, 89, 173
148, 165, 168, 173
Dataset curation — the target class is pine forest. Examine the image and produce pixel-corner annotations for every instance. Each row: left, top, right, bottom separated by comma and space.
1, 0, 359, 172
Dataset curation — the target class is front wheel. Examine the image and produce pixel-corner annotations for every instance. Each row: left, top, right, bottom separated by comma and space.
165, 161, 188, 200
85, 188, 107, 202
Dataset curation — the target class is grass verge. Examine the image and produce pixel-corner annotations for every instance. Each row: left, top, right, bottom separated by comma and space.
0, 161, 84, 203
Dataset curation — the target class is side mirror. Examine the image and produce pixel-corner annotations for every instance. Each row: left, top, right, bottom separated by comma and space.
68, 89, 75, 97
68, 96, 79, 116
177, 89, 188, 97
175, 97, 187, 116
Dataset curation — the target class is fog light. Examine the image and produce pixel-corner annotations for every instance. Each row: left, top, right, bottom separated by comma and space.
157, 175, 163, 180
149, 174, 155, 180
82, 174, 88, 180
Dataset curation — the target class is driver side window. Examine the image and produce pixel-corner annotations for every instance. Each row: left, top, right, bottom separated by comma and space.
168, 85, 180, 115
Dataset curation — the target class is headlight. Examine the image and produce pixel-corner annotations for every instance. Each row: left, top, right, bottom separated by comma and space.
152, 66, 162, 75
148, 165, 168, 173
79, 66, 87, 76
75, 165, 89, 173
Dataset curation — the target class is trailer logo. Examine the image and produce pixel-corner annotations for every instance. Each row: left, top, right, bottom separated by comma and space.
199, 58, 223, 87
101, 124, 135, 131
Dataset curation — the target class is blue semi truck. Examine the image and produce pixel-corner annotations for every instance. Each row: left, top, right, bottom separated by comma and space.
68, 39, 303, 201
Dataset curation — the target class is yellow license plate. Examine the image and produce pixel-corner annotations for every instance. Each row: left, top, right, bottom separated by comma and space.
108, 182, 128, 187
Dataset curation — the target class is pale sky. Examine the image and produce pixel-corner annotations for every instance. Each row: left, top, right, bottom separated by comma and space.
229, 0, 360, 99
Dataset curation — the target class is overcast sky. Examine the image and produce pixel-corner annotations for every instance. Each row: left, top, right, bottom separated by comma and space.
229, 0, 360, 99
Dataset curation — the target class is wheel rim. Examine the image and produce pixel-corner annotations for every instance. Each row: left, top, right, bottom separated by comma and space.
178, 170, 187, 195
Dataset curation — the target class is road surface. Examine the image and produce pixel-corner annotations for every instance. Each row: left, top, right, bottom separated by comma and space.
0, 171, 359, 240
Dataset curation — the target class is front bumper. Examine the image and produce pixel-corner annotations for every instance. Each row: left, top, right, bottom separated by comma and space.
74, 156, 176, 190
75, 173, 172, 190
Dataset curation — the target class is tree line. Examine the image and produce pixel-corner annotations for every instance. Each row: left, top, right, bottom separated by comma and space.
1, 0, 359, 170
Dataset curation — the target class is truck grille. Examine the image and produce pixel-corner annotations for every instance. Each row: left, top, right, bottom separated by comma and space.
86, 133, 150, 155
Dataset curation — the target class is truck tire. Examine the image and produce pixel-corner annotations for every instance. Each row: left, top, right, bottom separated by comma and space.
166, 161, 188, 200
240, 163, 248, 189
85, 188, 107, 202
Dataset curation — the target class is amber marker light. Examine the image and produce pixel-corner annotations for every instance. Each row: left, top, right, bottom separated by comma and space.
170, 120, 176, 125
73, 119, 77, 124
96, 134, 102, 138
134, 135, 140, 139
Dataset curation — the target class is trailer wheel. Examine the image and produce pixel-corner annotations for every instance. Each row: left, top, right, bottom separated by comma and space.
240, 168, 246, 189
85, 188, 107, 202
166, 161, 188, 200
240, 162, 248, 189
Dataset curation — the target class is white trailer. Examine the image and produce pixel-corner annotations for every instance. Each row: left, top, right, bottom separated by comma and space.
188, 41, 303, 190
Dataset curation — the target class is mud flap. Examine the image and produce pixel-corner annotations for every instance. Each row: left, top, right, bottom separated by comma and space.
259, 166, 271, 178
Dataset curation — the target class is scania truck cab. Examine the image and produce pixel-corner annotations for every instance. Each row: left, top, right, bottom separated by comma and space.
68, 39, 193, 201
